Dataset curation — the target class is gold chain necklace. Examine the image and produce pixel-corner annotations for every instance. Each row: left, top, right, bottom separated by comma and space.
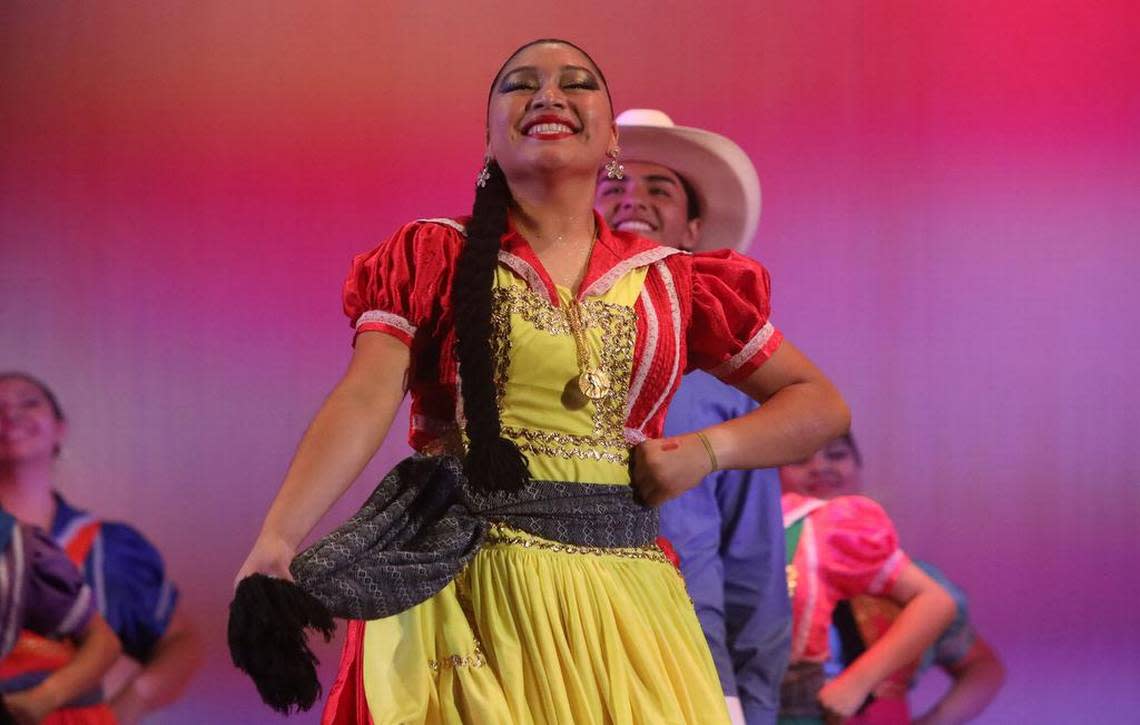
564, 298, 611, 400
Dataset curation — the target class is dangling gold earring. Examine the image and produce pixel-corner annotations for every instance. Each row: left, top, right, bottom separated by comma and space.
475, 157, 492, 189
604, 146, 624, 180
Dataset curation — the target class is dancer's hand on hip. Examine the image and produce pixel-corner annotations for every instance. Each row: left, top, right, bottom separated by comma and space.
631, 434, 715, 506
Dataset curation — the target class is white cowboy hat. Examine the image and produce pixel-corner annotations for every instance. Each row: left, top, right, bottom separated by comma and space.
614, 109, 761, 253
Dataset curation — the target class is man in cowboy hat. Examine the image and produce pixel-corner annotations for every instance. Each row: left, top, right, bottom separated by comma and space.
596, 109, 788, 725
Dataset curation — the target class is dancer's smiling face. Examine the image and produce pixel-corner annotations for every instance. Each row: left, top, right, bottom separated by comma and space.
779, 437, 863, 499
0, 376, 66, 465
486, 41, 616, 180
597, 160, 702, 250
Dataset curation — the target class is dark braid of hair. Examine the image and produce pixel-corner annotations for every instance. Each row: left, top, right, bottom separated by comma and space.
453, 39, 609, 492
452, 160, 530, 492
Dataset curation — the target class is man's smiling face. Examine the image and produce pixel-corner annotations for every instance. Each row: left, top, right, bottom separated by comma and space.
596, 160, 701, 250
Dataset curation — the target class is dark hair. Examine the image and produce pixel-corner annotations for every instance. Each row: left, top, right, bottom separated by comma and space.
484, 39, 613, 123
0, 372, 65, 422
675, 171, 701, 221
454, 39, 610, 493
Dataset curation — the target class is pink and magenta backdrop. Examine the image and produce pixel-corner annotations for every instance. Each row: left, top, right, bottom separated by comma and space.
3, 2, 1138, 722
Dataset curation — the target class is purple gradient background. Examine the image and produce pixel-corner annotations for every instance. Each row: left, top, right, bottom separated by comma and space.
2, 3, 1137, 723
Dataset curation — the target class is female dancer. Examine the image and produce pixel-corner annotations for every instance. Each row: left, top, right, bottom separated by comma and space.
0, 373, 200, 724
778, 435, 957, 723
235, 39, 849, 723
788, 434, 1004, 724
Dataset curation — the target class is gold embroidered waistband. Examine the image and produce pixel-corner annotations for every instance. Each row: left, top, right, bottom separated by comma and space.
503, 426, 630, 465
483, 524, 670, 564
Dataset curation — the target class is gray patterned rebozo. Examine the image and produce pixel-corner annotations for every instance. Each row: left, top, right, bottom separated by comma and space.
289, 455, 657, 621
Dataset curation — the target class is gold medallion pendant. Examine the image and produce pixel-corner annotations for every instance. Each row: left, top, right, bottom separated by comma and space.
565, 299, 611, 401
578, 367, 611, 400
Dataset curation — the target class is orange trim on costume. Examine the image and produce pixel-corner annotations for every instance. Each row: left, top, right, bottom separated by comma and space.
0, 619, 115, 725
40, 703, 118, 724
63, 521, 101, 567
0, 631, 75, 677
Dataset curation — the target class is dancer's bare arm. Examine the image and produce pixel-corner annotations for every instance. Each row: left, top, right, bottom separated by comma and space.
718, 339, 850, 467
109, 607, 201, 725
633, 340, 849, 506
914, 636, 1005, 725
236, 332, 410, 581
818, 564, 956, 718
5, 615, 121, 723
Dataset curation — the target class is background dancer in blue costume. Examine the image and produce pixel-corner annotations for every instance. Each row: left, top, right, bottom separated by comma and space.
596, 109, 789, 725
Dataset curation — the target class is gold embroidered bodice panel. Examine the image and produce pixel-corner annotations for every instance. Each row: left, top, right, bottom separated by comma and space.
486, 266, 645, 485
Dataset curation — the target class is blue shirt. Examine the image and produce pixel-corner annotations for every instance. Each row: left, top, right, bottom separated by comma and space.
916, 560, 975, 673
51, 493, 179, 662
659, 371, 791, 725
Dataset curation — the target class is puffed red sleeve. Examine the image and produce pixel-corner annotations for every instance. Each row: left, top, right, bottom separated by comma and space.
819, 495, 911, 599
342, 220, 464, 346
686, 249, 784, 382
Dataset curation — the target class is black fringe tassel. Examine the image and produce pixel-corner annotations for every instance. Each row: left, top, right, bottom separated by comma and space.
227, 574, 336, 714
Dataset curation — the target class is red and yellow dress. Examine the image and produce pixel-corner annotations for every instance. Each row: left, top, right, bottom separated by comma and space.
323, 214, 782, 725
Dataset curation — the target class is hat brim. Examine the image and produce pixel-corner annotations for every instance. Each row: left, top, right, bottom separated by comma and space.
615, 125, 760, 254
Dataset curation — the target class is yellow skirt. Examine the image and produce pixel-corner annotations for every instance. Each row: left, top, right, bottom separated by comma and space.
360, 526, 729, 724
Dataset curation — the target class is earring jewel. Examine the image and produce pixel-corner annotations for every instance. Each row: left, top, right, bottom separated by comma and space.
475, 159, 492, 189
604, 146, 624, 180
